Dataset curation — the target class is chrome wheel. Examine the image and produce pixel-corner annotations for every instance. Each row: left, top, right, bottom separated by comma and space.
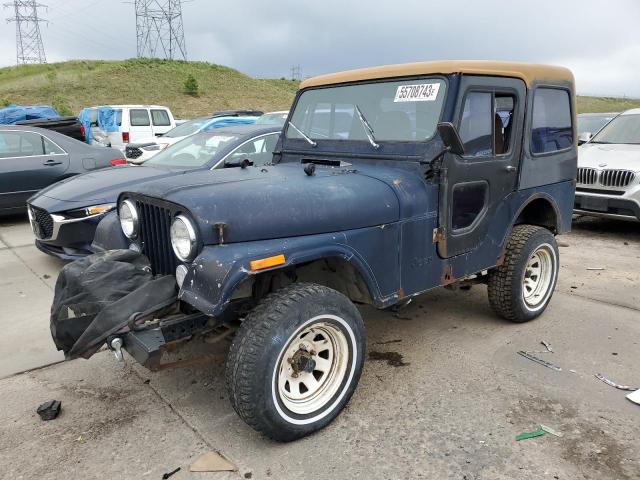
522, 244, 555, 309
276, 318, 350, 416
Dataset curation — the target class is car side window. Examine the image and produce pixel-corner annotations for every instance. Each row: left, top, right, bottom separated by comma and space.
151, 109, 171, 126
228, 134, 279, 166
460, 92, 493, 157
130, 109, 151, 127
42, 136, 65, 155
0, 131, 45, 158
531, 88, 573, 154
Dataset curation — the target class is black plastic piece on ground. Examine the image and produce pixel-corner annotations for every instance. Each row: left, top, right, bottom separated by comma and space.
36, 400, 61, 421
162, 467, 181, 479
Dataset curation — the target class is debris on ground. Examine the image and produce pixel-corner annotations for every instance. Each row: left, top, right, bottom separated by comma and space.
161, 467, 181, 479
516, 428, 546, 441
369, 350, 409, 367
517, 351, 562, 371
627, 389, 640, 405
541, 341, 553, 353
586, 267, 605, 271
36, 400, 61, 421
557, 241, 570, 247
595, 373, 638, 391
373, 339, 402, 345
190, 451, 236, 472
541, 425, 563, 437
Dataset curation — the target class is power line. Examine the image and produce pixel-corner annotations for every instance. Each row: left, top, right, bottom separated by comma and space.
290, 64, 301, 81
135, 0, 187, 60
4, 0, 48, 65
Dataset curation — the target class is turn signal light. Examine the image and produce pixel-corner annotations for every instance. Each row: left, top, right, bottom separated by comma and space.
250, 254, 286, 272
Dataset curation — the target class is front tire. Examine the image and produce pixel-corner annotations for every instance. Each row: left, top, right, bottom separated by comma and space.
488, 225, 559, 322
226, 283, 365, 441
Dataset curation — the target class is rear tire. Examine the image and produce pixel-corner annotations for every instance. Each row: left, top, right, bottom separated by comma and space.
488, 225, 559, 322
226, 282, 365, 441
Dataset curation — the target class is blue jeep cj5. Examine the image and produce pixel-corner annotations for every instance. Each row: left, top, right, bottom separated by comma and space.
52, 61, 577, 441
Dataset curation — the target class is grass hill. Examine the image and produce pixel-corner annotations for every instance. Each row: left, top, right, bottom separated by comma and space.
0, 59, 298, 118
1, 59, 639, 118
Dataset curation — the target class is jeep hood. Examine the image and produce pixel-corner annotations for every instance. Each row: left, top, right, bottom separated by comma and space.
579, 143, 640, 171
31, 165, 181, 211
126, 162, 403, 245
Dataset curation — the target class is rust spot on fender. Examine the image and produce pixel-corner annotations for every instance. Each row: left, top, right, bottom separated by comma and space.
441, 264, 455, 285
393, 178, 401, 185
397, 288, 406, 299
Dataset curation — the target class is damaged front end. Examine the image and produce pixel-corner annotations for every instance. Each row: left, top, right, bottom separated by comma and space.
50, 249, 226, 370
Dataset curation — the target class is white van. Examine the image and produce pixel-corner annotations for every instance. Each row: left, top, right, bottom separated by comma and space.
82, 105, 176, 151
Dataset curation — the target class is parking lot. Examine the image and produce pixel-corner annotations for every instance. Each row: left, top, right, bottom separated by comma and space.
0, 213, 638, 479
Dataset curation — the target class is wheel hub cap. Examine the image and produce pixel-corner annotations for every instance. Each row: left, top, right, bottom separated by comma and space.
522, 246, 554, 308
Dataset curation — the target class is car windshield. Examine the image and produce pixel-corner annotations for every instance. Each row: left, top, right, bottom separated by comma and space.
591, 114, 640, 144
145, 132, 241, 168
255, 112, 288, 126
578, 115, 614, 135
162, 117, 210, 138
286, 78, 446, 143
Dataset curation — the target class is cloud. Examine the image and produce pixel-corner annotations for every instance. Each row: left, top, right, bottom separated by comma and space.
1, 0, 639, 96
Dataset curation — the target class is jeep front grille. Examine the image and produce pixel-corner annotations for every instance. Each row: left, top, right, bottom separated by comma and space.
576, 167, 597, 185
599, 169, 635, 188
135, 200, 179, 275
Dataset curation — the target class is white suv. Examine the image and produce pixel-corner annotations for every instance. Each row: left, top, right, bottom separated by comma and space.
85, 105, 176, 151
575, 108, 640, 221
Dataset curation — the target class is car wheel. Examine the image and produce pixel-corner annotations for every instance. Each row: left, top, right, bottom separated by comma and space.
226, 282, 365, 441
488, 225, 559, 322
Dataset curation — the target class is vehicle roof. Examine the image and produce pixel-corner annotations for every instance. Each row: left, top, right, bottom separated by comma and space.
194, 124, 281, 136
262, 111, 289, 115
620, 108, 640, 116
579, 112, 618, 117
86, 105, 171, 109
300, 60, 574, 89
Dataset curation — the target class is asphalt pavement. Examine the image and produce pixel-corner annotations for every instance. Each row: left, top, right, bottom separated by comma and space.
0, 214, 638, 479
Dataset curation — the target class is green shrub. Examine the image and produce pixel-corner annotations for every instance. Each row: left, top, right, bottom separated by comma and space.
1, 97, 11, 107
183, 74, 199, 96
46, 70, 57, 83
51, 95, 73, 116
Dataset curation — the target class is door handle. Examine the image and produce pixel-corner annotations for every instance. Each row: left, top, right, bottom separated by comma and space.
505, 165, 516, 172
43, 159, 62, 166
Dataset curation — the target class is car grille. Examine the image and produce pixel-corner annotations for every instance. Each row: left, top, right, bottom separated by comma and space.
30, 205, 54, 239
135, 200, 179, 275
599, 169, 635, 188
126, 146, 143, 159
576, 168, 597, 185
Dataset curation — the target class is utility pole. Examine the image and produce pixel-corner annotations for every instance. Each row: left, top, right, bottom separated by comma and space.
4, 0, 47, 65
134, 0, 187, 60
290, 64, 301, 81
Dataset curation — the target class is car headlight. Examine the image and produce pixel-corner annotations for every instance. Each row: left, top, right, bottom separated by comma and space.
119, 199, 138, 239
170, 215, 197, 262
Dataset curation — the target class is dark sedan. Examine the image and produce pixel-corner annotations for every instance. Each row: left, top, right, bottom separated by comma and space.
0, 125, 125, 215
28, 124, 281, 259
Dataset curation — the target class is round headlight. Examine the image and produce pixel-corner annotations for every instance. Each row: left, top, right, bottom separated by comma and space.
119, 199, 138, 239
170, 215, 197, 262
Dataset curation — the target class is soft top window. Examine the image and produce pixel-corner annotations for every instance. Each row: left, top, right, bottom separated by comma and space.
287, 78, 447, 143
531, 88, 573, 154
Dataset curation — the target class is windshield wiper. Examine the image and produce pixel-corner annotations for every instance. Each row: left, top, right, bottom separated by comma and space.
288, 121, 317, 147
355, 105, 379, 149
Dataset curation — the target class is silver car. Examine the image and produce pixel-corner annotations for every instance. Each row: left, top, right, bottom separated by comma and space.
575, 109, 640, 221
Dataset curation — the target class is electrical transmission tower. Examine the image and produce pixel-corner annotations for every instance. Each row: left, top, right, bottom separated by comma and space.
135, 0, 187, 60
4, 0, 47, 65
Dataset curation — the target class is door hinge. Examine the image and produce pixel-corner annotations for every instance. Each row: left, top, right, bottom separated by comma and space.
432, 227, 445, 244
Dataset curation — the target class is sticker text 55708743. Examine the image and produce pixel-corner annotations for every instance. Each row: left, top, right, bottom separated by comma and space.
394, 83, 440, 103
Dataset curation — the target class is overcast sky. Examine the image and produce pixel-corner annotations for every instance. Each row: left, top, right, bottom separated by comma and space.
1, 0, 639, 97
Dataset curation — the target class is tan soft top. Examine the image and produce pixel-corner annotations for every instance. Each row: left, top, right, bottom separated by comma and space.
300, 60, 574, 89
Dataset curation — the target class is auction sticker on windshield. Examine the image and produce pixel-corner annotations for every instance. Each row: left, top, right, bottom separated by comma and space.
394, 83, 440, 102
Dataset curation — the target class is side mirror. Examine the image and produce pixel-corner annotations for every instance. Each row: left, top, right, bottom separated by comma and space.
578, 132, 592, 145
437, 122, 465, 156
224, 157, 253, 169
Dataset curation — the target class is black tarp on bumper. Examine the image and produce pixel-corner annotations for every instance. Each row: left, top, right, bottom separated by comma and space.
50, 250, 178, 359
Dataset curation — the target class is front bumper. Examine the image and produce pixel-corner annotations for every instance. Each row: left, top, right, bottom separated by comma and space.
574, 191, 640, 221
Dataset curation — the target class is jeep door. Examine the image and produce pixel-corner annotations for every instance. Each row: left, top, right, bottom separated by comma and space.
437, 76, 526, 258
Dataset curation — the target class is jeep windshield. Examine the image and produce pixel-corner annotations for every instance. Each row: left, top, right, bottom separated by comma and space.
590, 114, 640, 145
145, 132, 240, 168
286, 78, 447, 144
